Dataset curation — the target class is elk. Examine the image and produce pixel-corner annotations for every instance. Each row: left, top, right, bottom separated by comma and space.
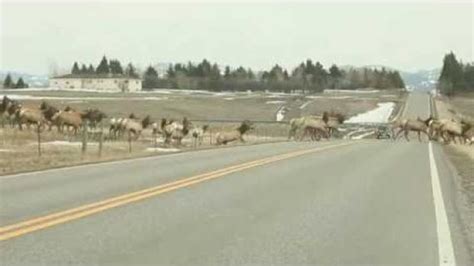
161, 117, 192, 146
118, 115, 152, 140
215, 120, 253, 145
394, 116, 433, 142
16, 106, 47, 130
51, 110, 84, 134
190, 124, 209, 147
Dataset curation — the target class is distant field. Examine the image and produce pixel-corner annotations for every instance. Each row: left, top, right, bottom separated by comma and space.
445, 92, 474, 119
1, 88, 406, 122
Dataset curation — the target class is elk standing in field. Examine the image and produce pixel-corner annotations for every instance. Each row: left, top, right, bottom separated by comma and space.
190, 124, 209, 147
215, 120, 253, 145
82, 108, 107, 129
1, 96, 21, 128
161, 117, 192, 146
15, 106, 47, 131
109, 113, 136, 139
51, 110, 84, 134
39, 101, 60, 131
122, 115, 152, 140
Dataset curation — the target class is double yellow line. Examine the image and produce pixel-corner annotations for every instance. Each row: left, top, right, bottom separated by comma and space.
0, 142, 353, 241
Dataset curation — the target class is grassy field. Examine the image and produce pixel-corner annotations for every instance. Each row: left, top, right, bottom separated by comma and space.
0, 88, 405, 175
1, 88, 405, 121
436, 92, 474, 120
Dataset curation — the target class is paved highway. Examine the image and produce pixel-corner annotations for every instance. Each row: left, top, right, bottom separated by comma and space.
0, 92, 472, 265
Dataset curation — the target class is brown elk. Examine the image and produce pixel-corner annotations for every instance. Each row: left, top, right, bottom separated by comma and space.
161, 117, 192, 146
215, 120, 253, 145
394, 116, 433, 142
190, 124, 209, 147
16, 106, 47, 130
122, 115, 152, 140
51, 110, 84, 134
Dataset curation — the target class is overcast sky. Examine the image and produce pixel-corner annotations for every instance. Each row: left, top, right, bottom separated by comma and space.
1, 0, 472, 75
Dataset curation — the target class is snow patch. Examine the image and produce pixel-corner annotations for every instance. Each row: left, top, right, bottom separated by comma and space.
324, 89, 380, 94
299, 101, 312, 109
146, 147, 180, 152
346, 102, 395, 123
36, 141, 98, 146
306, 95, 352, 100
266, 100, 286, 104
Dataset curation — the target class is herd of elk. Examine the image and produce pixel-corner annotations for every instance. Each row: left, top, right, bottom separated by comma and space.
288, 111, 345, 141
391, 116, 473, 144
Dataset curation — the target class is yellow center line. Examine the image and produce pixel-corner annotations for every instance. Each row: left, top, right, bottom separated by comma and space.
0, 142, 354, 241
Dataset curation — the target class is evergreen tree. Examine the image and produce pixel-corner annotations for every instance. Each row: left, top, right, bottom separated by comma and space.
166, 65, 175, 78
80, 64, 88, 74
126, 63, 139, 78
463, 64, 474, 91
142, 66, 159, 90
96, 56, 110, 74
109, 59, 124, 75
439, 52, 464, 94
88, 64, 95, 74
71, 62, 80, 75
3, 73, 13, 88
224, 66, 231, 79
15, 77, 27, 89
329, 64, 343, 89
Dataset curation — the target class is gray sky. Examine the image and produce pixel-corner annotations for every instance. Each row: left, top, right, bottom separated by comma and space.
1, 0, 473, 75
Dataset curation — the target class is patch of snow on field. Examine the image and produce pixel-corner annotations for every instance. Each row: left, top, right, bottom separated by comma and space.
306, 95, 352, 100
36, 141, 98, 146
324, 89, 380, 94
224, 97, 235, 101
275, 106, 289, 122
299, 101, 312, 109
266, 100, 286, 104
0, 149, 14, 153
346, 102, 395, 123
146, 147, 180, 152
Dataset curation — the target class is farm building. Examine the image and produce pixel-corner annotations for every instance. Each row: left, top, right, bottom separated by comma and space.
49, 74, 142, 92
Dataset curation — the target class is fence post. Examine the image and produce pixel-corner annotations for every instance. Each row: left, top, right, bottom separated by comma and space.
128, 131, 132, 153
37, 123, 42, 157
98, 123, 103, 158
82, 120, 88, 157
209, 129, 213, 145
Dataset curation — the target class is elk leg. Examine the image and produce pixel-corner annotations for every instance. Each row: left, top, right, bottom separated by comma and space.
404, 129, 409, 141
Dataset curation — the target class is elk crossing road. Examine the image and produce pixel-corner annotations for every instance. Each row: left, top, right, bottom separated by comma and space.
0, 92, 471, 265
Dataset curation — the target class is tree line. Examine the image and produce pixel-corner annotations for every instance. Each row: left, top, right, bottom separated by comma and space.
2, 74, 28, 89
438, 52, 474, 95
142, 59, 405, 92
70, 56, 139, 78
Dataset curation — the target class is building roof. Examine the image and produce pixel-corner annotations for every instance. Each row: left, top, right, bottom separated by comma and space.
52, 74, 141, 80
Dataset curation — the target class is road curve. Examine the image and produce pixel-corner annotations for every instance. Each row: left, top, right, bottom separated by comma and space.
0, 92, 472, 265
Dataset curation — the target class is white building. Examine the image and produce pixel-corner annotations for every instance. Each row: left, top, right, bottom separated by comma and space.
49, 74, 142, 92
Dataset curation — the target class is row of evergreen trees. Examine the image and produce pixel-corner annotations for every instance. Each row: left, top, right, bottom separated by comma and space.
70, 56, 139, 78
438, 52, 474, 95
2, 74, 28, 89
142, 59, 405, 92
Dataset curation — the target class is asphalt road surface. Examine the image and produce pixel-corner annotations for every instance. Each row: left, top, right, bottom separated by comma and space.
0, 92, 472, 265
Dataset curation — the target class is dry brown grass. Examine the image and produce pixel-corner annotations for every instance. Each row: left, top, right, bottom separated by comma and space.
0, 122, 289, 175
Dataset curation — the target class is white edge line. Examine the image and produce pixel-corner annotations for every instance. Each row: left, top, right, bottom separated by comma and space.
428, 142, 456, 266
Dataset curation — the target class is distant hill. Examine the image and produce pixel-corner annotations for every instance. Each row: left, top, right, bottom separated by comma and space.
400, 69, 440, 91
0, 71, 49, 88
